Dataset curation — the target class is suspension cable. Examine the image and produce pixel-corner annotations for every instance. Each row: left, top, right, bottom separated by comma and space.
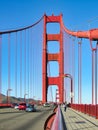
28, 29, 30, 99
62, 18, 98, 41
63, 31, 70, 103
90, 40, 98, 104
20, 31, 22, 98
95, 42, 98, 104
30, 28, 33, 99
72, 38, 75, 103
24, 30, 26, 96
47, 46, 53, 102
78, 39, 82, 104
15, 32, 17, 98
8, 33, 10, 94
0, 15, 44, 34
92, 48, 95, 104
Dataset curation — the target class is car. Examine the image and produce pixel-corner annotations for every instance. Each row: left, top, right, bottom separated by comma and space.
11, 103, 18, 108
26, 104, 36, 112
43, 103, 50, 107
18, 103, 26, 110
14, 104, 19, 109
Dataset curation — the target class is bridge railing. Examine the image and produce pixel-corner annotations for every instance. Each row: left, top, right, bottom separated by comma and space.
71, 104, 98, 119
0, 103, 11, 108
44, 105, 65, 130
51, 105, 64, 130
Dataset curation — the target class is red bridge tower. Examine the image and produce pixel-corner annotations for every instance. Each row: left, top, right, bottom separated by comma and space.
42, 14, 64, 103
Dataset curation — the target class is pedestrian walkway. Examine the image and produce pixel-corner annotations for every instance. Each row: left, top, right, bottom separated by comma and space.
61, 107, 98, 130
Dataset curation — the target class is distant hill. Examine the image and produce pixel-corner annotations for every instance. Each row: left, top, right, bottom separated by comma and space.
0, 93, 36, 104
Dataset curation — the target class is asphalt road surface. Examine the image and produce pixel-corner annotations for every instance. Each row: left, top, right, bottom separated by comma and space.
0, 106, 53, 130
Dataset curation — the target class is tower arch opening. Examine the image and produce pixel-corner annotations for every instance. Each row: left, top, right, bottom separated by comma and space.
47, 41, 60, 54
46, 23, 60, 34
47, 85, 59, 103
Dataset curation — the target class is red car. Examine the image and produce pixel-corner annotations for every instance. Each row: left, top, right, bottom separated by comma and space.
18, 103, 26, 110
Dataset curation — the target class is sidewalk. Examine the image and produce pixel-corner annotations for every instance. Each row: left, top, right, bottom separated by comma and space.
61, 107, 98, 130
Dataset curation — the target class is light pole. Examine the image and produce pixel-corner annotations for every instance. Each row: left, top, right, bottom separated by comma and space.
63, 74, 73, 104
24, 94, 28, 103
7, 88, 12, 104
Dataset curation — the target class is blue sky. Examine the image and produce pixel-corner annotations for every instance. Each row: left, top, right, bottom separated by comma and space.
0, 0, 98, 30
0, 0, 98, 104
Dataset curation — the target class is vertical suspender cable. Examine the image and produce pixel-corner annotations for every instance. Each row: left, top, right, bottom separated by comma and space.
32, 32, 34, 99
48, 62, 53, 102
90, 40, 97, 104
32, 30, 36, 98
0, 36, 1, 102
78, 40, 82, 104
30, 28, 32, 98
36, 34, 39, 101
15, 32, 17, 98
80, 41, 82, 104
72, 38, 75, 103
95, 42, 98, 104
32, 28, 33, 99
35, 36, 38, 100
78, 41, 79, 104
96, 41, 98, 104
20, 31, 22, 98
95, 41, 98, 104
92, 49, 95, 104
68, 36, 71, 102
95, 42, 98, 105
69, 36, 72, 74
24, 30, 26, 95
90, 39, 96, 104
69, 36, 72, 103
8, 33, 10, 94
28, 29, 30, 99
64, 32, 69, 102
29, 30, 31, 99
63, 32, 69, 102
64, 34, 70, 102
63, 32, 66, 102
47, 45, 53, 102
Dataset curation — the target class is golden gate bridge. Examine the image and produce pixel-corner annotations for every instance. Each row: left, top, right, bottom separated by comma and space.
0, 14, 98, 129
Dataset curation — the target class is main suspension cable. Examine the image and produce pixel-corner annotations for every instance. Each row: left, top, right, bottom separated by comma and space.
0, 15, 44, 34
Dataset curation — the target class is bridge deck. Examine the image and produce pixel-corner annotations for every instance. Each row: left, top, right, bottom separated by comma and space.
61, 107, 98, 130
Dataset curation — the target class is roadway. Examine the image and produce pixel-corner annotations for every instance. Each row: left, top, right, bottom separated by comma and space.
0, 106, 53, 130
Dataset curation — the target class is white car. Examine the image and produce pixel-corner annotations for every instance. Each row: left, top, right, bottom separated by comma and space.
14, 105, 19, 109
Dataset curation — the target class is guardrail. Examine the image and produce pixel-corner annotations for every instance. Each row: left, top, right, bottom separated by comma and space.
71, 104, 98, 119
44, 105, 65, 130
0, 103, 11, 108
51, 105, 64, 130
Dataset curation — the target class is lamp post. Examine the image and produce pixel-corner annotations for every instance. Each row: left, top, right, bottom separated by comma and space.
7, 88, 12, 104
63, 74, 73, 104
24, 94, 28, 103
